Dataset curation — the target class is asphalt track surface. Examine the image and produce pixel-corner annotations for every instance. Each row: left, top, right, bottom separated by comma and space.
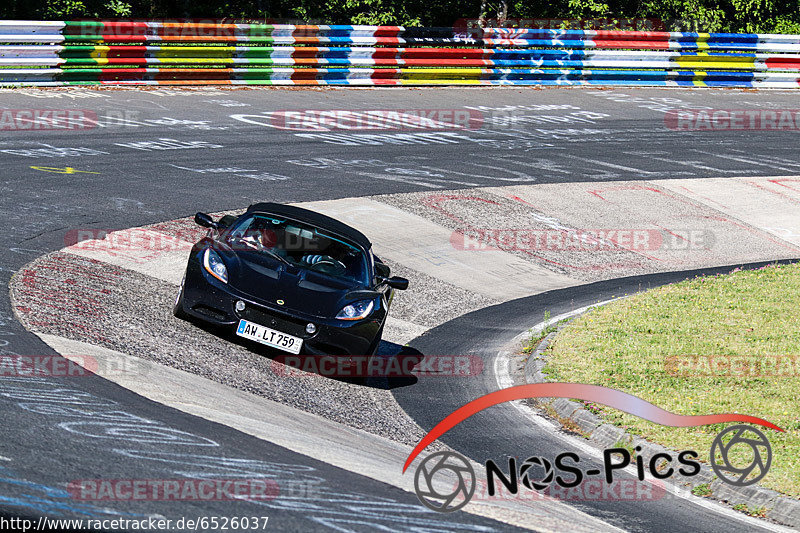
2, 86, 800, 531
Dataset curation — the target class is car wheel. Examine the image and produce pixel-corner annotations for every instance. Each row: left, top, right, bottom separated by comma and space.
173, 274, 189, 320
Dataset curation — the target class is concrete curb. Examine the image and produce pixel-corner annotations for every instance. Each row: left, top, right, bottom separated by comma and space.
522, 319, 800, 529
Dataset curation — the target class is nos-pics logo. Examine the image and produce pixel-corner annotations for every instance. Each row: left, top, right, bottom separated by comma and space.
404, 384, 781, 513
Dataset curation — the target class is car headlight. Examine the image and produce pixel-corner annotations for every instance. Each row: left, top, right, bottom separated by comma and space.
336, 300, 374, 321
203, 248, 228, 283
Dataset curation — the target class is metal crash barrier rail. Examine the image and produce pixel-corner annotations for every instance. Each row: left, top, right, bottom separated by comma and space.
1, 20, 800, 87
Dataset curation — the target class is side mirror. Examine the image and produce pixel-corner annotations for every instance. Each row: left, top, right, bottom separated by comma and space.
217, 214, 238, 229
194, 212, 218, 229
386, 276, 409, 290
375, 261, 391, 278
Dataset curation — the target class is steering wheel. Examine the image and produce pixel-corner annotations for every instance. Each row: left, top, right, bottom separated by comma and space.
306, 255, 347, 276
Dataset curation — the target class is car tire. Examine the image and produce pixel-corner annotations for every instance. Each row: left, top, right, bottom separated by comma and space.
173, 274, 189, 320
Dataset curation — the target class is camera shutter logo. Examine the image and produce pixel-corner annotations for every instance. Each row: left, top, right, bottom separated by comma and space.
520, 456, 554, 491
413, 451, 476, 512
710, 425, 772, 486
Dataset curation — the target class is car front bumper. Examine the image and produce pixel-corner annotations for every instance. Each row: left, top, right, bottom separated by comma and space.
180, 258, 382, 356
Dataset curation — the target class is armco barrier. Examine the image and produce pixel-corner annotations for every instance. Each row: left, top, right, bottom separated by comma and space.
1, 20, 799, 87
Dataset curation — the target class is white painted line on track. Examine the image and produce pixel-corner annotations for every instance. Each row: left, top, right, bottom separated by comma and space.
494, 300, 795, 533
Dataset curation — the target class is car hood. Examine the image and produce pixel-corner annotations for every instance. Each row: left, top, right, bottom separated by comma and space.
221, 249, 373, 318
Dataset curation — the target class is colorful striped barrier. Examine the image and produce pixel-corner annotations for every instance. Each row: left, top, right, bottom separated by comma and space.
1, 20, 799, 87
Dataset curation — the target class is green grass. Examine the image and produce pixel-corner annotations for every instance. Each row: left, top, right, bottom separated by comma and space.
732, 503, 769, 518
522, 310, 576, 356
522, 310, 556, 354
544, 262, 800, 497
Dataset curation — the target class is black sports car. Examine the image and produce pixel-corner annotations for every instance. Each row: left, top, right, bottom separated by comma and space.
173, 202, 408, 357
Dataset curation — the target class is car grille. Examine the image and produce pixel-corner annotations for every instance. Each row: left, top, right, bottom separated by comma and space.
192, 304, 229, 322
239, 305, 310, 338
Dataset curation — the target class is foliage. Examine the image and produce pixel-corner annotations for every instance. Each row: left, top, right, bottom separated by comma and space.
691, 483, 712, 497
0, 0, 798, 34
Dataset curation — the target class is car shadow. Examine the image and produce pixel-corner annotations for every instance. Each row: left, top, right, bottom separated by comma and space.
360, 343, 423, 390
186, 317, 422, 390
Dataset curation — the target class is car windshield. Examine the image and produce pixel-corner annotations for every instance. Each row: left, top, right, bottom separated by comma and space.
225, 214, 370, 285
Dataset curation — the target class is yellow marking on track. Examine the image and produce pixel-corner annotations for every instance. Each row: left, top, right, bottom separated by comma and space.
30, 166, 100, 174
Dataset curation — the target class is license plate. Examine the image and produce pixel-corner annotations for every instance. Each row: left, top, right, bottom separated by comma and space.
236, 319, 303, 354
